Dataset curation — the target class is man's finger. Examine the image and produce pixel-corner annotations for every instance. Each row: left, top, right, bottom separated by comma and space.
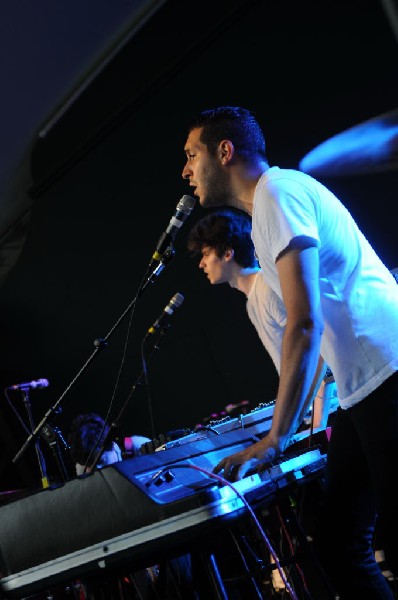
213, 459, 226, 474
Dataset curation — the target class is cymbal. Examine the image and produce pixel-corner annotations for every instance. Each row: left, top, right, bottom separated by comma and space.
299, 108, 398, 177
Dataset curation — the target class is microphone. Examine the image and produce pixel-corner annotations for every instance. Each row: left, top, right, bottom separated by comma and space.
8, 378, 49, 391
147, 195, 196, 272
145, 293, 185, 339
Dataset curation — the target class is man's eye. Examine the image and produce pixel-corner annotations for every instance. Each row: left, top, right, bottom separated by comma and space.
188, 154, 195, 159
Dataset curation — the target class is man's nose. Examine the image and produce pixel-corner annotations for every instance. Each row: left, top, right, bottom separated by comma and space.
182, 164, 190, 179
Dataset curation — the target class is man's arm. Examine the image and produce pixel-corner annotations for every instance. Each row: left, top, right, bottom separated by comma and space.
214, 245, 323, 481
264, 245, 324, 445
296, 355, 327, 427
311, 378, 335, 428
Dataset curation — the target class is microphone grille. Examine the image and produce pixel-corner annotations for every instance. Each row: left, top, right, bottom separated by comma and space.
178, 195, 196, 213
37, 378, 50, 388
171, 292, 185, 308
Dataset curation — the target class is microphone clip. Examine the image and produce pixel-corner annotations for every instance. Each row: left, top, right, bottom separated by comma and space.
145, 246, 175, 287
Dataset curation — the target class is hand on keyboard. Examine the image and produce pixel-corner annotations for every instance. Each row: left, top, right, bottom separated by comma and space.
213, 436, 282, 482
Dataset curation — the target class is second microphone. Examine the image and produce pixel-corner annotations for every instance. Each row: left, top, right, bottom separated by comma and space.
145, 293, 185, 340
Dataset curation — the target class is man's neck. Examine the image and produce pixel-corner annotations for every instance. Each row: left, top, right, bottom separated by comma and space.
229, 162, 269, 215
229, 267, 260, 296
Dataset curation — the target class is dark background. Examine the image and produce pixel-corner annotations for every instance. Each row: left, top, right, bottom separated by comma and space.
1, 0, 397, 491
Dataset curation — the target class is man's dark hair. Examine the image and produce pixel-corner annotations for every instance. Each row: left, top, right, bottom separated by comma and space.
68, 412, 112, 467
187, 209, 258, 268
188, 106, 267, 163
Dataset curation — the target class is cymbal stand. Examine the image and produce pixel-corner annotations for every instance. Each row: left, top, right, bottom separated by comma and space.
21, 390, 50, 489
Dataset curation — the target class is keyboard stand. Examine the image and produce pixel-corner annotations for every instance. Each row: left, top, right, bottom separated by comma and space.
189, 526, 264, 599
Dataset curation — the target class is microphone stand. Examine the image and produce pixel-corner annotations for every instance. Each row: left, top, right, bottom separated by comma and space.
21, 390, 50, 489
12, 248, 176, 467
89, 323, 171, 471
40, 423, 71, 483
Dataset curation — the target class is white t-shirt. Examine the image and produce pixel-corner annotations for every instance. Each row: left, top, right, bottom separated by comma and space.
246, 271, 339, 414
246, 271, 286, 375
251, 166, 398, 408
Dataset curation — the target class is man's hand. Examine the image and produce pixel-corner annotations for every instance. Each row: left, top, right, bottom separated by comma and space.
213, 437, 282, 482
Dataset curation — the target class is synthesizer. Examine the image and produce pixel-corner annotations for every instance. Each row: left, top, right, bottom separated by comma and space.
139, 400, 276, 453
0, 426, 327, 599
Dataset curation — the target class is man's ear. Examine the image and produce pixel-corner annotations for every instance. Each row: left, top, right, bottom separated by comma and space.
224, 248, 235, 261
219, 139, 234, 164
